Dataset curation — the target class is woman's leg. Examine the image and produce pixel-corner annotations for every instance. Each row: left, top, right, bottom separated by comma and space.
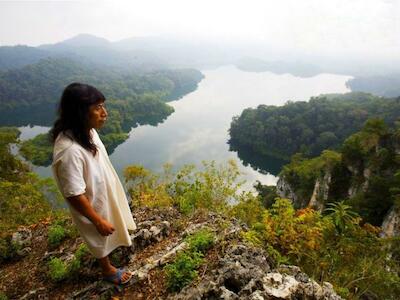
98, 256, 132, 283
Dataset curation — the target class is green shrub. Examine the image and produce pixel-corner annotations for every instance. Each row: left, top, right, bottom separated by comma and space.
48, 257, 68, 282
47, 244, 91, 282
68, 244, 90, 274
0, 235, 23, 263
241, 230, 263, 247
47, 214, 79, 248
0, 292, 8, 300
74, 243, 89, 261
185, 229, 215, 253
0, 237, 12, 263
230, 192, 265, 227
164, 251, 203, 292
47, 225, 67, 247
250, 198, 400, 299
165, 229, 215, 292
124, 160, 243, 215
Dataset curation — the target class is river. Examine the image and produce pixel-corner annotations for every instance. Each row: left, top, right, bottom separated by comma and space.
19, 65, 352, 191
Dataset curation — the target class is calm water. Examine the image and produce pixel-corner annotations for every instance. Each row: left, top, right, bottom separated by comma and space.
20, 65, 352, 191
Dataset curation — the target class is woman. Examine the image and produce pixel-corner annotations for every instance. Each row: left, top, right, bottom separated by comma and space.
51, 82, 136, 285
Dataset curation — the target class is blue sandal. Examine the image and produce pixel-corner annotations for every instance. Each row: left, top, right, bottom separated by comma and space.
104, 268, 133, 285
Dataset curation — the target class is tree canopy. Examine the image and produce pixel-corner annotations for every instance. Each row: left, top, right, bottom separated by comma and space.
229, 92, 400, 161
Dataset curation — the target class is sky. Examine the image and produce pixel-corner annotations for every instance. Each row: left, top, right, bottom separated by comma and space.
0, 0, 399, 59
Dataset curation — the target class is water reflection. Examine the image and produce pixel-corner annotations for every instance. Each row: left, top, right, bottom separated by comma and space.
229, 143, 288, 176
110, 66, 352, 189
18, 125, 50, 141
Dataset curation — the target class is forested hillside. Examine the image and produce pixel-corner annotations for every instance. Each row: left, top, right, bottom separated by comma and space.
275, 119, 400, 226
0, 56, 203, 165
229, 92, 400, 160
0, 45, 52, 70
0, 57, 203, 125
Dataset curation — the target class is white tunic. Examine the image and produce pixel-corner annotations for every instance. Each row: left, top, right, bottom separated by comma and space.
52, 129, 136, 258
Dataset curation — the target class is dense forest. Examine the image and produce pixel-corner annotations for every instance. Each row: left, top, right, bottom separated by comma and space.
229, 92, 400, 161
0, 57, 204, 165
0, 57, 204, 126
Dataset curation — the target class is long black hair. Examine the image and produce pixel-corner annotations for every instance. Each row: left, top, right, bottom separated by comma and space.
50, 82, 106, 156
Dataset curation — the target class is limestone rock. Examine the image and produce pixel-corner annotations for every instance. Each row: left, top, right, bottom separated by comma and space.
309, 171, 331, 212
381, 206, 400, 237
262, 272, 299, 298
276, 177, 299, 205
170, 243, 342, 300
11, 228, 32, 256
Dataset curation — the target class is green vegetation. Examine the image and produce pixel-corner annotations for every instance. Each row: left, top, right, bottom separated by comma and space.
325, 201, 360, 234
0, 235, 20, 264
124, 152, 400, 299
0, 45, 50, 70
47, 243, 91, 282
236, 198, 400, 299
124, 160, 242, 215
229, 92, 400, 161
1, 113, 400, 298
0, 57, 203, 166
47, 225, 67, 248
0, 127, 60, 234
20, 133, 53, 166
0, 291, 8, 300
280, 119, 400, 225
165, 229, 215, 292
47, 213, 78, 248
0, 57, 203, 126
165, 251, 203, 292
185, 228, 215, 253
0, 127, 62, 264
281, 150, 342, 207
48, 257, 69, 282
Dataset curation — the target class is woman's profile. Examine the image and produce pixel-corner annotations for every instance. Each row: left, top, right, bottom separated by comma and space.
50, 82, 136, 285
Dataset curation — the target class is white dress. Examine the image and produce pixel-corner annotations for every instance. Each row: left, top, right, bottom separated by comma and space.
52, 129, 136, 258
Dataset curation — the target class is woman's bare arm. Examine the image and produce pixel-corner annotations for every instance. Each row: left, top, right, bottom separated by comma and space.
67, 194, 115, 236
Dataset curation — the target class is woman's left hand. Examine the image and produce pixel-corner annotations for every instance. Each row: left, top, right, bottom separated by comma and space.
95, 218, 115, 236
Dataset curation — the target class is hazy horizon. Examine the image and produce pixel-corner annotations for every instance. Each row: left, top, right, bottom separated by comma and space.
0, 0, 399, 63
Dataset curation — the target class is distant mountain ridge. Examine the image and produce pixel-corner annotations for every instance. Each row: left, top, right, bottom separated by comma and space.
1, 34, 168, 71
0, 45, 52, 70
2, 33, 400, 79
44, 33, 112, 48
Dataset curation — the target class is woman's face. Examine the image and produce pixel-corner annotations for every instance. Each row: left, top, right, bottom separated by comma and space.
87, 101, 108, 129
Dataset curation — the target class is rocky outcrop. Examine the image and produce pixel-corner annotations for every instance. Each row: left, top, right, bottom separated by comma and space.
171, 244, 342, 300
309, 171, 332, 212
381, 206, 400, 237
347, 166, 371, 198
11, 228, 33, 257
276, 177, 300, 205
278, 170, 332, 211
2, 208, 343, 299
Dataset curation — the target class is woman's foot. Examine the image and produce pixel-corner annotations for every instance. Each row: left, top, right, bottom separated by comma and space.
103, 267, 132, 285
